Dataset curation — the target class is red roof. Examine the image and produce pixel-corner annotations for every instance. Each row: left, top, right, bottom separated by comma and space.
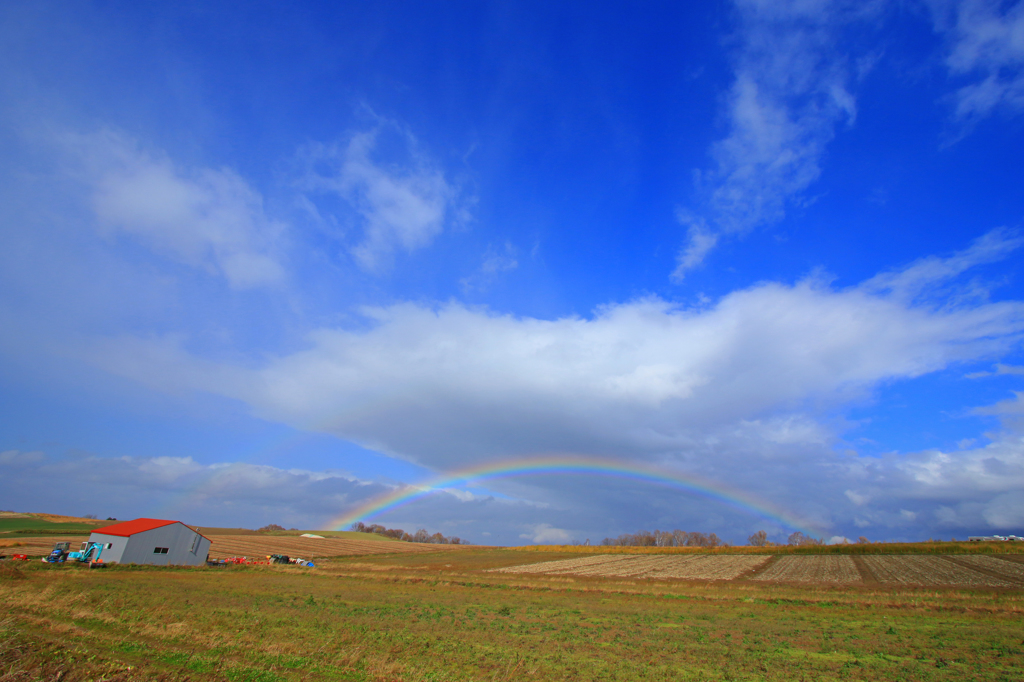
91, 518, 180, 537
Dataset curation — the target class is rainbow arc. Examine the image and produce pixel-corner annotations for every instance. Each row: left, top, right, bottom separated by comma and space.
331, 455, 818, 535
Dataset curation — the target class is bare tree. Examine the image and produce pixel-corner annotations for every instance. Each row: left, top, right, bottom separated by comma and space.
748, 530, 769, 547
258, 524, 285, 532
788, 532, 823, 546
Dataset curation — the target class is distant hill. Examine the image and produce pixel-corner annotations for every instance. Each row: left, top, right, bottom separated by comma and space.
0, 512, 106, 536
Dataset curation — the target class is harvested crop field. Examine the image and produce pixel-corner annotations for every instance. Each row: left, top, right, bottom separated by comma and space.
2, 548, 1023, 681
948, 555, 1024, 582
861, 555, 1020, 587
1, 536, 89, 555
207, 535, 466, 559
495, 553, 1024, 587
751, 555, 861, 584
493, 554, 767, 580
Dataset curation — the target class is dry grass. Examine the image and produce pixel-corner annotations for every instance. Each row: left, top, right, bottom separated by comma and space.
0, 549, 1022, 681
207, 535, 466, 559
2, 536, 89, 555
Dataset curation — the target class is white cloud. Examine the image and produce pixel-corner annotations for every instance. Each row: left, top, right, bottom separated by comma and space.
300, 123, 463, 272
860, 226, 1024, 301
0, 449, 45, 466
460, 242, 519, 293
66, 131, 286, 289
676, 0, 876, 276
965, 363, 1024, 378
930, 0, 1024, 123
837, 385, 1024, 532
845, 489, 870, 505
982, 492, 1024, 527
0, 448, 378, 529
86, 229, 1024, 526
0, 449, 596, 544
672, 216, 719, 281
520, 523, 572, 544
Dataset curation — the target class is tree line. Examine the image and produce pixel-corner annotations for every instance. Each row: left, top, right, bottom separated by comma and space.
747, 530, 870, 546
599, 529, 873, 548
600, 530, 726, 547
350, 522, 467, 545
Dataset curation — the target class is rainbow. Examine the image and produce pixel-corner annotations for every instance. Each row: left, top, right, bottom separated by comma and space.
330, 455, 818, 535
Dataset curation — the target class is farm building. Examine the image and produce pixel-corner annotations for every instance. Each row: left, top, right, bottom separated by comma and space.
88, 518, 211, 566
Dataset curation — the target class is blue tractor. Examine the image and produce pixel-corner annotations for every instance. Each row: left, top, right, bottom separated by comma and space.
43, 541, 71, 563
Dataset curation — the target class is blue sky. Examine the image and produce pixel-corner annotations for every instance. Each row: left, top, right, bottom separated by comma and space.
2, 0, 1024, 545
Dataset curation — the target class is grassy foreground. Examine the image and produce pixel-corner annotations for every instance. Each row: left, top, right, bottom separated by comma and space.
1, 549, 1022, 681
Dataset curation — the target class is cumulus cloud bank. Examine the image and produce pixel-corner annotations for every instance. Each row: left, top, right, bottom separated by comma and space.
77, 229, 1024, 539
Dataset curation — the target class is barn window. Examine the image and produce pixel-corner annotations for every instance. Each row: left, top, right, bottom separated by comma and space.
105, 543, 113, 549
153, 547, 169, 554
190, 534, 200, 554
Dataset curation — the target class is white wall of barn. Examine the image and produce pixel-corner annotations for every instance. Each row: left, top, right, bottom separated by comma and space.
86, 533, 129, 563
89, 523, 210, 566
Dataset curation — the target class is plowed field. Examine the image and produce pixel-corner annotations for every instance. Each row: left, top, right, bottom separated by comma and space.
751, 555, 861, 584
492, 554, 632, 574
493, 554, 767, 580
949, 555, 1024, 584
207, 535, 465, 559
861, 555, 1016, 587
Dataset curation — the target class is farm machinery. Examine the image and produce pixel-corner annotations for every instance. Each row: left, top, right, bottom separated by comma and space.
42, 541, 108, 567
70, 541, 107, 567
43, 541, 72, 563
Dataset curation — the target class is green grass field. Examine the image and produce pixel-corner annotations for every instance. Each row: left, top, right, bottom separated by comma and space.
0, 517, 103, 535
2, 548, 1022, 681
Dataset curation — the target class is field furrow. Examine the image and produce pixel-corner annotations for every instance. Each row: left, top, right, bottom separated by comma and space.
492, 555, 631, 574
493, 554, 768, 580
568, 556, 674, 578
751, 556, 861, 584
653, 555, 768, 579
952, 555, 1024, 583
861, 556, 1015, 587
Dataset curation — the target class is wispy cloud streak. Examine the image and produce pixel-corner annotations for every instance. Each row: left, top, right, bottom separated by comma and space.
930, 0, 1024, 124
299, 122, 465, 272
676, 0, 875, 278
67, 131, 287, 290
